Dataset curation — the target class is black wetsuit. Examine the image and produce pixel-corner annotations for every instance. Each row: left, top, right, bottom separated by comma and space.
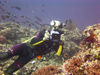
0, 29, 62, 75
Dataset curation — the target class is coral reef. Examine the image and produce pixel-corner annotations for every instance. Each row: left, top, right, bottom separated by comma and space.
1, 22, 100, 75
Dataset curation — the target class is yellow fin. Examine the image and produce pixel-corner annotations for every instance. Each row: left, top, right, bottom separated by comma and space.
56, 45, 63, 56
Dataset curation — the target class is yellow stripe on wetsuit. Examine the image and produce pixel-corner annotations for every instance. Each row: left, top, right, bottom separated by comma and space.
32, 40, 45, 46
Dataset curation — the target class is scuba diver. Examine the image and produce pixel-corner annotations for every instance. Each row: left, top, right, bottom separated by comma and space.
0, 20, 64, 75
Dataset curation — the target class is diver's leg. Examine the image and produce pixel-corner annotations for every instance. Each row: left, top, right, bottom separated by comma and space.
0, 52, 13, 61
0, 43, 22, 61
4, 43, 34, 75
4, 56, 32, 75
0, 46, 16, 60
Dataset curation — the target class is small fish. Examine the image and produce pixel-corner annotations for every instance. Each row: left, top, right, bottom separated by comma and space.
37, 55, 42, 60
72, 47, 75, 50
35, 16, 42, 22
20, 16, 25, 18
34, 21, 41, 25
11, 6, 21, 10
20, 16, 31, 20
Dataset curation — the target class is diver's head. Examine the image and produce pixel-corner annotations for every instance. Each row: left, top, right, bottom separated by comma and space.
50, 20, 62, 29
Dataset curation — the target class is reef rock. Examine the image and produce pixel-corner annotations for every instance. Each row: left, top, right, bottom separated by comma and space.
62, 23, 100, 75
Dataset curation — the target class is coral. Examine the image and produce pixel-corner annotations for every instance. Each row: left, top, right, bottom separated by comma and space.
32, 65, 59, 75
90, 48, 100, 60
62, 56, 84, 75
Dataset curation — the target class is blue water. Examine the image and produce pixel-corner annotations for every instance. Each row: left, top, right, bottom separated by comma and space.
0, 0, 100, 30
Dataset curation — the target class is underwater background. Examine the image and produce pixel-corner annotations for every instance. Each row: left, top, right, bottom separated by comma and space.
0, 0, 100, 75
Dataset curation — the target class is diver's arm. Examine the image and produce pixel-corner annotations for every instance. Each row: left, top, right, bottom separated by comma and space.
43, 30, 50, 40
22, 36, 34, 43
